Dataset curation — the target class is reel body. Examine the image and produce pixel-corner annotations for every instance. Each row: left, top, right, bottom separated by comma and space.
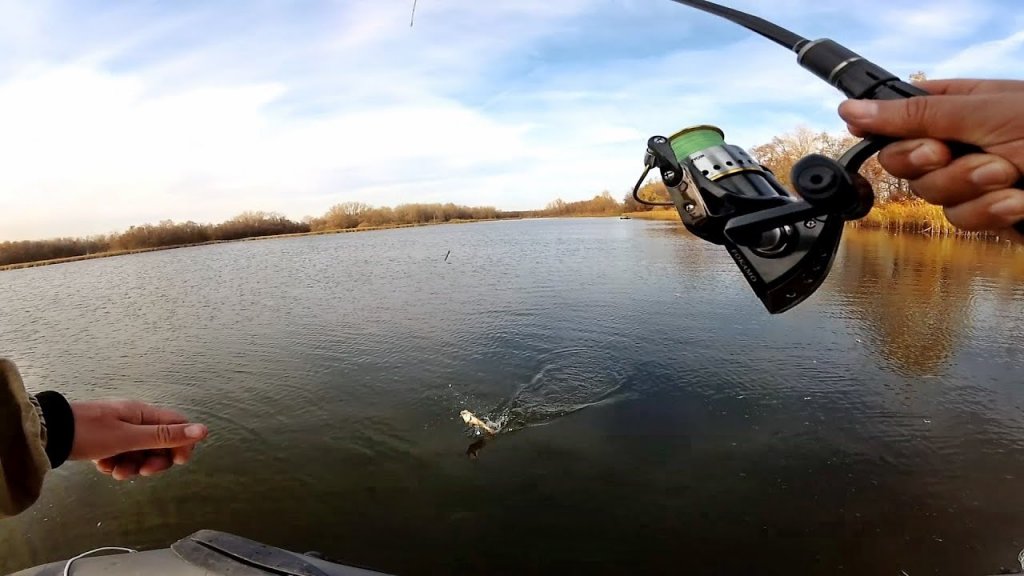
637, 125, 875, 314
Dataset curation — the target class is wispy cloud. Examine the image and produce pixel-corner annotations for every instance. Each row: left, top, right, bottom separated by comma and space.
934, 30, 1024, 78
0, 0, 1020, 239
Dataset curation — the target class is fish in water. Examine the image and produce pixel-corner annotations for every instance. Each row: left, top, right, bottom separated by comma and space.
460, 410, 496, 435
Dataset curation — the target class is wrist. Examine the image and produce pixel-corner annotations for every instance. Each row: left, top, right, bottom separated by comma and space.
34, 391, 75, 468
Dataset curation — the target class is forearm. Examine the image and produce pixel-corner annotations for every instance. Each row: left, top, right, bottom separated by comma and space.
0, 358, 74, 518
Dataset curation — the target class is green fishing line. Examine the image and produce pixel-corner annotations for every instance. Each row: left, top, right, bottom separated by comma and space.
669, 125, 725, 161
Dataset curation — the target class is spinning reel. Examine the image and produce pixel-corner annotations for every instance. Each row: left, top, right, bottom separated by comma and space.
636, 125, 875, 314
644, 0, 1024, 314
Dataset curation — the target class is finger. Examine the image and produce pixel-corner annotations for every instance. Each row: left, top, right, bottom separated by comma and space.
112, 453, 143, 481
139, 450, 174, 477
117, 400, 189, 426
121, 422, 208, 452
877, 139, 953, 180
138, 404, 190, 425
172, 443, 194, 466
837, 95, 1004, 146
913, 78, 1024, 96
94, 458, 116, 474
909, 154, 1021, 206
944, 188, 1024, 234
846, 123, 868, 138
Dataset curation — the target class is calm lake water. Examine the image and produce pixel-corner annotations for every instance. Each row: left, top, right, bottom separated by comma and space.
1, 218, 1022, 575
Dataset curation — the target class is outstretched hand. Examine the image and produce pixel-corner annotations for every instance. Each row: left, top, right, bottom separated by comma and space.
838, 79, 1024, 243
69, 400, 208, 481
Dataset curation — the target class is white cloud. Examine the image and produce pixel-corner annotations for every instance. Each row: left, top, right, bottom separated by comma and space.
933, 30, 1024, 78
878, 1, 993, 42
0, 65, 546, 237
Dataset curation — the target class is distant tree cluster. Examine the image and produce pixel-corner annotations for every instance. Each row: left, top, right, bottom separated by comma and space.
749, 126, 913, 203
622, 181, 671, 213
0, 211, 310, 266
541, 191, 622, 216
96, 211, 314, 252
0, 203, 503, 267
0, 237, 109, 266
307, 202, 500, 232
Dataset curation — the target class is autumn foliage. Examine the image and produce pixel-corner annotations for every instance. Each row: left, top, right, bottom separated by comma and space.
308, 202, 499, 232
749, 126, 994, 237
0, 204, 502, 267
541, 191, 621, 216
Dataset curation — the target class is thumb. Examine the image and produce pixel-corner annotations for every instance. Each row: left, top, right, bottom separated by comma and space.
838, 95, 994, 146
123, 422, 208, 451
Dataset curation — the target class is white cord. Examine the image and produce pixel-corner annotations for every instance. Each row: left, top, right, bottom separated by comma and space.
63, 547, 136, 576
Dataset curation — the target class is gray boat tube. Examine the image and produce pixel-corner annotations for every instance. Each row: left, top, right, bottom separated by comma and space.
10, 529, 391, 576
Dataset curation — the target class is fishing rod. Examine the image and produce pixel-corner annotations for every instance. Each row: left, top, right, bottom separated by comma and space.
636, 0, 1024, 314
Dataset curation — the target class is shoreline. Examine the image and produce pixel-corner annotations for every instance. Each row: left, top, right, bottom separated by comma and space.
0, 218, 508, 272
622, 210, 680, 221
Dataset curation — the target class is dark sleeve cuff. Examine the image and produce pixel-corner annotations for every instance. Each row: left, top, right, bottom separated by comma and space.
34, 391, 75, 468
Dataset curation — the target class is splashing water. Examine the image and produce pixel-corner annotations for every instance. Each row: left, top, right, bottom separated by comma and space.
469, 347, 630, 436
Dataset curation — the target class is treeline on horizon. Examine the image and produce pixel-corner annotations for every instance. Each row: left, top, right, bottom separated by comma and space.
0, 203, 509, 267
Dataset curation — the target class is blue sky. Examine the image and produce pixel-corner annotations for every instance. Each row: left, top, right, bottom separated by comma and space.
1, 0, 1023, 240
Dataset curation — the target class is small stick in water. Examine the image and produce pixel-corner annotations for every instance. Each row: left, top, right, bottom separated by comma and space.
460, 410, 495, 435
444, 250, 451, 262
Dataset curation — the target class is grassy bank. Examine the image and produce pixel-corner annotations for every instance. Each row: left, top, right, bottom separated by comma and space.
623, 210, 680, 221
851, 201, 999, 239
0, 219, 501, 272
627, 203, 1013, 242
626, 203, 973, 234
